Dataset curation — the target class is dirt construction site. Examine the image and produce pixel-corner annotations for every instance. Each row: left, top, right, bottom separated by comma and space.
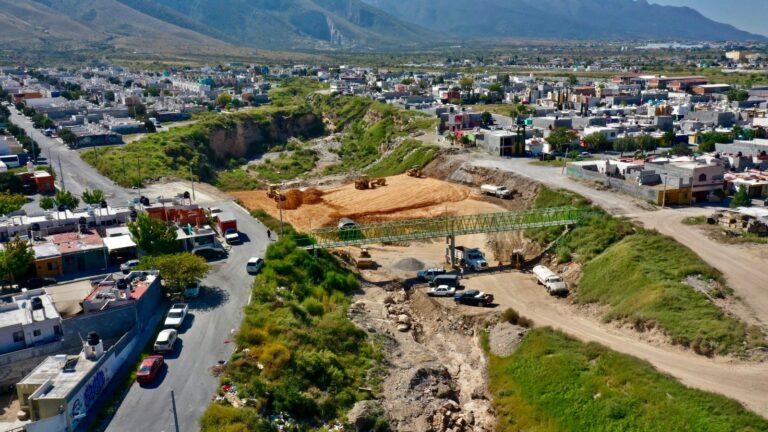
234, 155, 768, 427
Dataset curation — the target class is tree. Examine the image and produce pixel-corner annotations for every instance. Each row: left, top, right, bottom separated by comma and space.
40, 196, 55, 211
730, 185, 752, 208
216, 93, 232, 107
582, 133, 610, 152
81, 189, 105, 206
0, 172, 24, 194
143, 86, 161, 97
671, 144, 693, 156
613, 136, 637, 156
128, 213, 179, 255
660, 130, 676, 147
488, 83, 503, 93
546, 128, 578, 152
699, 132, 732, 153
636, 134, 658, 154
0, 236, 34, 285
400, 78, 414, 85
144, 120, 156, 133
104, 90, 115, 102
0, 193, 26, 215
480, 111, 493, 126
566, 74, 579, 86
53, 190, 79, 210
727, 89, 749, 103
458, 77, 474, 91
139, 253, 210, 297
58, 129, 77, 146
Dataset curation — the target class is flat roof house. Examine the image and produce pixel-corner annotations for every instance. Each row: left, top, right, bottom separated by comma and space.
0, 289, 62, 355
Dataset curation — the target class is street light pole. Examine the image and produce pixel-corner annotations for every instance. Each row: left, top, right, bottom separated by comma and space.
189, 165, 196, 202
170, 390, 180, 432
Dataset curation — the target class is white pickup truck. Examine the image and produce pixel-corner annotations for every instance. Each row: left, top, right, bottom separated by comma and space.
532, 265, 569, 296
480, 184, 512, 199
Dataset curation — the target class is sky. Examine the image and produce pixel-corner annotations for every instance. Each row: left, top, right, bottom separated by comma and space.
651, 0, 767, 36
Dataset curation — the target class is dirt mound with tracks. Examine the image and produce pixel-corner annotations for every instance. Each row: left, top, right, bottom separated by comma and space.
232, 174, 505, 231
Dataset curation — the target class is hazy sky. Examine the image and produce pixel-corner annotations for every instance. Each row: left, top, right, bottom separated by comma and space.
651, 0, 767, 36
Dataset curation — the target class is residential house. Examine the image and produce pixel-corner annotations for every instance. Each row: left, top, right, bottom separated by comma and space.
0, 289, 62, 355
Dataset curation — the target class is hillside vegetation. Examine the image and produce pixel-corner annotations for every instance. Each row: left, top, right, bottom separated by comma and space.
488, 328, 768, 432
200, 238, 382, 430
527, 187, 764, 354
83, 79, 438, 189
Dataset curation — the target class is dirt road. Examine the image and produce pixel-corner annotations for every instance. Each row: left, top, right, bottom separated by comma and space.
470, 157, 768, 326
464, 272, 768, 417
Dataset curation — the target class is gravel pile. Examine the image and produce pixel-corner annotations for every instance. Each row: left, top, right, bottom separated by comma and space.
394, 257, 426, 271
488, 322, 527, 357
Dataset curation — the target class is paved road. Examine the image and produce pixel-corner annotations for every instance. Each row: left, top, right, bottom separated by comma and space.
469, 155, 768, 325
106, 200, 269, 432
8, 108, 132, 205
7, 111, 269, 430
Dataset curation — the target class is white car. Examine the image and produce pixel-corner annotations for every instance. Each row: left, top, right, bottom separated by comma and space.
164, 303, 189, 328
153, 329, 178, 353
246, 257, 265, 274
427, 285, 456, 297
120, 259, 140, 274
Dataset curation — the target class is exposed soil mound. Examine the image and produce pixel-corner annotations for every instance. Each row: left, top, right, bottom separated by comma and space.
232, 174, 505, 231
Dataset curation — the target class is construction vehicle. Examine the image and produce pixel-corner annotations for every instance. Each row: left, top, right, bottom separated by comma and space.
266, 184, 280, 199
406, 165, 422, 177
354, 176, 386, 190
355, 247, 375, 269
355, 175, 371, 190
533, 265, 569, 296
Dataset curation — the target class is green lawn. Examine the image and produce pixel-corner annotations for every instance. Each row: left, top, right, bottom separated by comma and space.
489, 328, 768, 432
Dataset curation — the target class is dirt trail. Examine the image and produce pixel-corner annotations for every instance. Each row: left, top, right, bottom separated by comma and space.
467, 272, 768, 417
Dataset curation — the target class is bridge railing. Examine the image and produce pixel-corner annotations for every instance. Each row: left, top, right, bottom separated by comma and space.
294, 206, 585, 249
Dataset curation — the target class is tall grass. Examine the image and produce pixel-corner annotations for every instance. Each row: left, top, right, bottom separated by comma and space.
489, 328, 768, 432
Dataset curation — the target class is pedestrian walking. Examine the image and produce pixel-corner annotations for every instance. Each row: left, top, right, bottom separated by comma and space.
267, 229, 271, 240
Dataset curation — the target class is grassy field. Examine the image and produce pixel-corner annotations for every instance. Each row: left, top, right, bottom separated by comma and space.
366, 139, 439, 177
488, 328, 768, 432
527, 187, 634, 263
527, 187, 763, 354
200, 237, 383, 430
578, 231, 762, 354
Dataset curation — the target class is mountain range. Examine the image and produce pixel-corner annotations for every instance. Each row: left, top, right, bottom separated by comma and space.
0, 0, 763, 58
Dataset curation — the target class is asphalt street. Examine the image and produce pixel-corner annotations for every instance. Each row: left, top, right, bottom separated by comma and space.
8, 107, 132, 205
106, 200, 270, 432
8, 109, 269, 431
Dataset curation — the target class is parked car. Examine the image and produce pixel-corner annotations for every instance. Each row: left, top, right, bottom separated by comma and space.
120, 259, 140, 274
21, 277, 57, 289
579, 151, 592, 158
193, 247, 227, 261
153, 329, 178, 353
453, 289, 494, 307
136, 355, 164, 384
417, 267, 446, 281
184, 282, 201, 299
246, 257, 265, 274
224, 228, 240, 244
164, 303, 189, 328
428, 285, 455, 297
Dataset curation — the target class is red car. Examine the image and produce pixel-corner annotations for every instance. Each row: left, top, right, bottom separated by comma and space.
136, 355, 164, 384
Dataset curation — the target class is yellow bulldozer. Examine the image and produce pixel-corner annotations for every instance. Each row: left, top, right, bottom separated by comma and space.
406, 165, 422, 178
267, 184, 286, 202
354, 176, 386, 190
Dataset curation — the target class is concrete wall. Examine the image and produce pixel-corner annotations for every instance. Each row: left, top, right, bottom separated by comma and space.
566, 164, 660, 203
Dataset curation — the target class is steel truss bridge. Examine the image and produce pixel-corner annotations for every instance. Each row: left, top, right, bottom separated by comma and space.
295, 206, 585, 249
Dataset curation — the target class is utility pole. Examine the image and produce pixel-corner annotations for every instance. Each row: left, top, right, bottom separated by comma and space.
58, 156, 65, 191
170, 390, 180, 432
661, 173, 668, 208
